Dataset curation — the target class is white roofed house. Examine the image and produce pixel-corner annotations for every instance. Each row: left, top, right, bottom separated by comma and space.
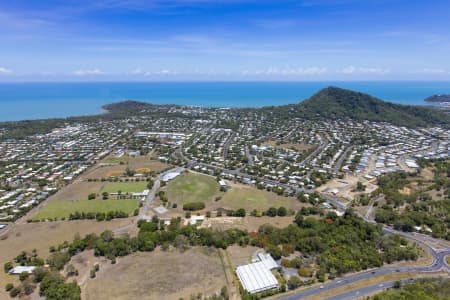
9, 266, 36, 275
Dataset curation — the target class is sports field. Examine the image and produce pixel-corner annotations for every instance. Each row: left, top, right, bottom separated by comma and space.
101, 181, 148, 193
167, 172, 219, 204
32, 199, 140, 220
220, 186, 292, 211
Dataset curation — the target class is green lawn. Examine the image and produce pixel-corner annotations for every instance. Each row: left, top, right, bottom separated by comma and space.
221, 187, 291, 211
33, 199, 140, 220
167, 172, 219, 204
101, 181, 148, 193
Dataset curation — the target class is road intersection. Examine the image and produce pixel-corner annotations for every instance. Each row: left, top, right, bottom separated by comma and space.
173, 147, 449, 299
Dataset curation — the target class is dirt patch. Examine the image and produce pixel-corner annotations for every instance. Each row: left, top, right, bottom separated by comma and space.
201, 216, 295, 232
83, 158, 171, 179
85, 248, 227, 300
420, 167, 434, 181
0, 219, 133, 299
265, 140, 316, 151
46, 181, 106, 202
240, 216, 295, 232
398, 187, 412, 195
227, 245, 260, 267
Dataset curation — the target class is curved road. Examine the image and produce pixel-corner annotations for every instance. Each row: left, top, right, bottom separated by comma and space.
139, 167, 185, 220
280, 246, 449, 300
279, 217, 450, 300
176, 146, 449, 299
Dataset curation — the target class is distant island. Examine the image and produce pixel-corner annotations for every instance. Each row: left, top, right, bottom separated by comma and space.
425, 94, 450, 103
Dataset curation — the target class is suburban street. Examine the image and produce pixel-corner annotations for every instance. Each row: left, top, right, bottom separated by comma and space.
139, 166, 184, 220
176, 146, 450, 300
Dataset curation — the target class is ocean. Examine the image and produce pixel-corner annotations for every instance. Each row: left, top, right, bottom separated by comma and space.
0, 81, 449, 122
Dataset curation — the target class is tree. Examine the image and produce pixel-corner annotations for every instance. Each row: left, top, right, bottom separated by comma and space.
234, 208, 246, 217
298, 267, 312, 277
47, 252, 71, 270
356, 181, 366, 192
266, 244, 282, 260
22, 281, 34, 295
5, 283, 14, 292
88, 193, 96, 200
19, 271, 29, 281
287, 276, 302, 290
266, 207, 277, 217
100, 230, 114, 242
125, 167, 135, 177
4, 261, 13, 273
294, 212, 304, 226
277, 206, 287, 216
183, 202, 205, 211
9, 287, 20, 298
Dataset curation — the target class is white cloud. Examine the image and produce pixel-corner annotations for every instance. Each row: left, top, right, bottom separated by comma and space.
73, 68, 106, 76
127, 68, 144, 75
143, 69, 179, 76
419, 68, 449, 74
0, 67, 12, 74
243, 66, 328, 76
338, 66, 390, 75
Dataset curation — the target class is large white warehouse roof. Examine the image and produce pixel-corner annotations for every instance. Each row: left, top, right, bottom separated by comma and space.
236, 261, 278, 294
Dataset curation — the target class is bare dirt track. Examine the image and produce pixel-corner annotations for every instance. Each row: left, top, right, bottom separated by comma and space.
85, 247, 227, 300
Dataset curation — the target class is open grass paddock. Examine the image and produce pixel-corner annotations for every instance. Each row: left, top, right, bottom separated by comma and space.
101, 181, 148, 193
220, 186, 292, 211
32, 199, 140, 220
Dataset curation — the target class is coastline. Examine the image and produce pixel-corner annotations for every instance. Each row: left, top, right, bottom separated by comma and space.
0, 81, 450, 122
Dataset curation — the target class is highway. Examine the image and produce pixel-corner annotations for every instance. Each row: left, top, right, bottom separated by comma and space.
326, 278, 418, 300
176, 146, 449, 299
279, 204, 450, 300
280, 246, 449, 300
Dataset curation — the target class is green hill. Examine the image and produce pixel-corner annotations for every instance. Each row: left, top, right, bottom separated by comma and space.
294, 86, 450, 127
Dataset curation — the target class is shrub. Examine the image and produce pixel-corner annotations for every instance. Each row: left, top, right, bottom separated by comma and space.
277, 206, 287, 216
4, 261, 13, 273
5, 283, 13, 292
9, 287, 20, 298
234, 208, 246, 217
19, 271, 29, 281
298, 267, 312, 277
266, 207, 277, 217
287, 276, 302, 290
182, 202, 205, 211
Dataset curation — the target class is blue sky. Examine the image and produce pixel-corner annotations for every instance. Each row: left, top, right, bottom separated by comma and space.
0, 0, 449, 81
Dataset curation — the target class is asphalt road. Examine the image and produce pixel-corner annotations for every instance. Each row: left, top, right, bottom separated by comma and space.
325, 278, 418, 300
177, 146, 450, 300
279, 210, 450, 300
139, 166, 184, 220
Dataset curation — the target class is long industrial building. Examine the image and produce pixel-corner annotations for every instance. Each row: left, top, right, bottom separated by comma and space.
236, 253, 279, 294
